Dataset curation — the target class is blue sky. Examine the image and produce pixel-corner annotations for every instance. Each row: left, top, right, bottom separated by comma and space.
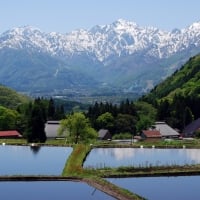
0, 0, 200, 33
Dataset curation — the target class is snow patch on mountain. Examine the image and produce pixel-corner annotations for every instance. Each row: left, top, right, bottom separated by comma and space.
1, 19, 200, 64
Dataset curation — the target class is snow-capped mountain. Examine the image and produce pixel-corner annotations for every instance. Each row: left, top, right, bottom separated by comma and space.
1, 19, 200, 62
0, 19, 200, 95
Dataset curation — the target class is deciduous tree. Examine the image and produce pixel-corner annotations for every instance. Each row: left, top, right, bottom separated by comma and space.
59, 112, 97, 144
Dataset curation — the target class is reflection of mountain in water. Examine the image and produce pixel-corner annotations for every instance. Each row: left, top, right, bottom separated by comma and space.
111, 148, 135, 160
96, 148, 200, 165
98, 148, 137, 161
183, 149, 200, 163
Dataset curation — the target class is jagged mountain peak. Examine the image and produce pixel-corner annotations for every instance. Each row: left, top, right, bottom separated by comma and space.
112, 18, 138, 28
2, 25, 42, 37
0, 19, 200, 62
0, 19, 200, 96
187, 21, 200, 30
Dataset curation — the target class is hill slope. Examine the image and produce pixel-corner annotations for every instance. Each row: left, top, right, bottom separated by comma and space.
141, 54, 200, 130
143, 54, 200, 101
0, 84, 29, 109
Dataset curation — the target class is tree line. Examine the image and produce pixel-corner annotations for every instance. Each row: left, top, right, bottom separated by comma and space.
0, 97, 65, 142
58, 99, 156, 143
0, 95, 157, 143
155, 94, 200, 130
86, 99, 137, 135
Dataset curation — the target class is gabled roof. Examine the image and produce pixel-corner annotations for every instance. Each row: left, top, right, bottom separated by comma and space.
0, 130, 22, 137
155, 122, 179, 137
142, 130, 161, 138
98, 129, 110, 138
183, 118, 200, 135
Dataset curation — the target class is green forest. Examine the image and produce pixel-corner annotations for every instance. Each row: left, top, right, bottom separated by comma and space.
141, 54, 200, 130
1, 54, 200, 142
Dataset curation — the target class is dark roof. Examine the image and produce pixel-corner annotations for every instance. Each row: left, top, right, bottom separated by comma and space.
47, 121, 60, 124
183, 118, 200, 135
98, 129, 110, 138
0, 130, 22, 137
142, 130, 161, 138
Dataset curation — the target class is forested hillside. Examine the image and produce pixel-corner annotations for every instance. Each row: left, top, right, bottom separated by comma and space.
0, 85, 29, 109
141, 54, 200, 130
143, 54, 200, 100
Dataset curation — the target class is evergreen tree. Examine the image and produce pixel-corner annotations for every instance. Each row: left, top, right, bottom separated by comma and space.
54, 104, 65, 120
48, 98, 55, 120
183, 107, 194, 127
26, 99, 47, 143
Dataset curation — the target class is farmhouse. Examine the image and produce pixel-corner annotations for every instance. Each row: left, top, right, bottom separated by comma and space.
154, 122, 180, 138
45, 121, 60, 138
141, 130, 162, 141
98, 129, 112, 140
142, 122, 180, 140
0, 130, 22, 138
183, 118, 200, 137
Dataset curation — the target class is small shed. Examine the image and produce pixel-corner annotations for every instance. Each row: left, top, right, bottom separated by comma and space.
45, 121, 60, 138
98, 129, 112, 140
0, 130, 22, 138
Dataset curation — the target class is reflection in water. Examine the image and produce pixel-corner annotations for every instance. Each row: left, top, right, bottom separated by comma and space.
98, 148, 135, 160
30, 145, 41, 154
0, 145, 72, 175
84, 148, 200, 168
0, 181, 115, 200
107, 176, 200, 200
111, 148, 135, 160
184, 149, 200, 163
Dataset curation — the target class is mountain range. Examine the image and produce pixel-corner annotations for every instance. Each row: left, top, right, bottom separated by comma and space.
0, 19, 200, 97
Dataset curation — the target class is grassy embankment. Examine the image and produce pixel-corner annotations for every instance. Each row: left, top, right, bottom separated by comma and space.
94, 138, 200, 148
1, 137, 200, 148
61, 142, 200, 199
62, 144, 145, 200
0, 138, 70, 146
62, 144, 92, 177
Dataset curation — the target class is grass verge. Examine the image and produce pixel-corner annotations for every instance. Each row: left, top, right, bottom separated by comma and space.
85, 164, 200, 178
62, 144, 145, 199
84, 176, 145, 200
62, 144, 92, 176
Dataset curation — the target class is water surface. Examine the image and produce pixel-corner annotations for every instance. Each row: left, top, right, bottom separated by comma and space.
0, 181, 115, 200
84, 148, 200, 168
0, 145, 72, 175
108, 176, 200, 200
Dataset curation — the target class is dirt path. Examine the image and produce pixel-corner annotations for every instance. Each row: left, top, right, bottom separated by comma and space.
0, 176, 143, 199
83, 178, 144, 200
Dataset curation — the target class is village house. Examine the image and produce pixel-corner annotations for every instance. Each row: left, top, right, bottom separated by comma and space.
154, 122, 180, 138
183, 118, 200, 137
98, 129, 112, 140
45, 121, 60, 138
0, 130, 22, 139
141, 122, 180, 140
141, 130, 162, 141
